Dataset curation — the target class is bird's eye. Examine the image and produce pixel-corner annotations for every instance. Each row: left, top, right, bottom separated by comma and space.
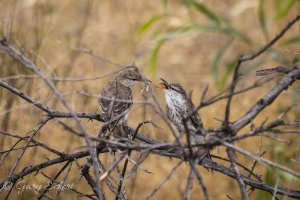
170, 86, 180, 93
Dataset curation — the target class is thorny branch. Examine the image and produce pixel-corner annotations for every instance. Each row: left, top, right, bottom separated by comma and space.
0, 38, 105, 199
1, 58, 300, 198
1, 14, 300, 199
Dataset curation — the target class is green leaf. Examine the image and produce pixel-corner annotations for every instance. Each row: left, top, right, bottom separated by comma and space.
149, 39, 167, 78
211, 39, 233, 83
256, 188, 273, 200
258, 0, 269, 40
153, 24, 196, 41
189, 1, 223, 25
149, 23, 169, 39
163, 0, 169, 14
274, 0, 297, 20
191, 24, 252, 44
264, 168, 276, 185
152, 23, 251, 48
184, 1, 252, 44
276, 170, 298, 181
279, 36, 300, 46
224, 25, 252, 44
256, 190, 273, 200
218, 58, 236, 90
138, 15, 164, 37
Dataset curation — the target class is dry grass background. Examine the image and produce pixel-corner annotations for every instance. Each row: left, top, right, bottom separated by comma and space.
0, 0, 300, 199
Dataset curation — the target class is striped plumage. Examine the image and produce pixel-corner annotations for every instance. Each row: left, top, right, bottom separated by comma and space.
161, 79, 204, 136
98, 66, 144, 138
160, 79, 210, 159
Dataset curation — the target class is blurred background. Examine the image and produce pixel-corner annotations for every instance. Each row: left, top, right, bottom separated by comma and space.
0, 0, 299, 199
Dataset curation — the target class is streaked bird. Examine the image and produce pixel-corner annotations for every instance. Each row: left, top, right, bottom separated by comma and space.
99, 65, 148, 138
159, 78, 210, 159
86, 65, 148, 186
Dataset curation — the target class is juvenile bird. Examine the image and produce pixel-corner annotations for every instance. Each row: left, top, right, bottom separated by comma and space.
159, 78, 210, 159
99, 65, 148, 138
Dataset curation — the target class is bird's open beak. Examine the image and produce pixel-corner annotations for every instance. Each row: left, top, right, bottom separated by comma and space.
155, 84, 165, 89
160, 78, 168, 84
156, 78, 169, 89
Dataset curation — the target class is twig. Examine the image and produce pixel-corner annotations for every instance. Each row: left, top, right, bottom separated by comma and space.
144, 161, 183, 200
8, 117, 50, 177
0, 141, 299, 198
40, 172, 97, 200
116, 120, 157, 200
272, 179, 280, 200
81, 161, 105, 200
156, 151, 300, 198
184, 169, 195, 200
0, 38, 104, 199
222, 56, 243, 133
227, 148, 248, 200
100, 153, 127, 181
190, 163, 210, 200
232, 66, 300, 133
37, 161, 72, 200
222, 141, 300, 179
241, 15, 300, 62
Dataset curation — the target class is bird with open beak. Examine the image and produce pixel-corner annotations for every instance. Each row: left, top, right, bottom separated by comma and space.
158, 78, 210, 159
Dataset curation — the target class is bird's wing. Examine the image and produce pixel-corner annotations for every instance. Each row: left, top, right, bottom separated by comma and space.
112, 83, 133, 119
99, 81, 133, 137
186, 99, 204, 135
99, 81, 114, 114
179, 85, 203, 130
99, 81, 133, 121
166, 105, 172, 122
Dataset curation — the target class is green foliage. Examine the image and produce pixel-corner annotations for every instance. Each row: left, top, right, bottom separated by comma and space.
258, 0, 269, 40
211, 40, 233, 90
279, 36, 300, 46
140, 0, 300, 89
255, 169, 274, 200
149, 39, 166, 78
274, 0, 297, 20
255, 143, 296, 199
256, 141, 300, 199
218, 58, 237, 90
184, 0, 223, 25
138, 15, 165, 38
256, 170, 275, 200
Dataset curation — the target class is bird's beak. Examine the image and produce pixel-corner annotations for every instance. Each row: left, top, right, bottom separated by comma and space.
145, 79, 152, 83
155, 84, 165, 89
157, 78, 169, 89
140, 76, 151, 84
160, 78, 168, 84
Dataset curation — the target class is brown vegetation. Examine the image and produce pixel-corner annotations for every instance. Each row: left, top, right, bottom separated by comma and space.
0, 1, 300, 199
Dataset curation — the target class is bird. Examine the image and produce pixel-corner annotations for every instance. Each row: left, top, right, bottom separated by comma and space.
159, 78, 210, 160
98, 65, 148, 139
